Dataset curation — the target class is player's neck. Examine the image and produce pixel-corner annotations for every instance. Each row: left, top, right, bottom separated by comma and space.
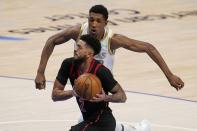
97, 31, 105, 40
80, 57, 94, 73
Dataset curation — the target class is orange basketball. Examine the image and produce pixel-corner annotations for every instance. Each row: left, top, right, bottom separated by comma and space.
74, 73, 102, 100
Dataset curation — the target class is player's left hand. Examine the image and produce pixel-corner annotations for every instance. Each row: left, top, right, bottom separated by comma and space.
89, 89, 107, 102
168, 74, 184, 91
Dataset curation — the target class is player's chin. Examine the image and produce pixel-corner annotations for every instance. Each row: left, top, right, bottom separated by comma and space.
90, 32, 97, 37
89, 99, 97, 103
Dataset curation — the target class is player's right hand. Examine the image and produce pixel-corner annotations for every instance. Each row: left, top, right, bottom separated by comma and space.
167, 74, 184, 91
35, 72, 46, 90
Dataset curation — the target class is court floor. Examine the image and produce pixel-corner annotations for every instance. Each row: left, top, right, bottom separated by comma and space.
1, 0, 197, 131
0, 77, 197, 131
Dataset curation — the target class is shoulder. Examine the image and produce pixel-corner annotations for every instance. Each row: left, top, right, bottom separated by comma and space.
110, 33, 128, 49
111, 34, 127, 44
96, 64, 112, 76
111, 33, 147, 50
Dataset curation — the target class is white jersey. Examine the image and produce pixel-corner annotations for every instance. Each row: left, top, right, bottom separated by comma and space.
75, 22, 115, 71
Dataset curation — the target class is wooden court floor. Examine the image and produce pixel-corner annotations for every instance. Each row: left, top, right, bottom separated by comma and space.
0, 0, 197, 131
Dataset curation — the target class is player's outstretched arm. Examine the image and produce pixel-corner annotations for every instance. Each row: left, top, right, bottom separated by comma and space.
35, 24, 81, 90
111, 34, 184, 91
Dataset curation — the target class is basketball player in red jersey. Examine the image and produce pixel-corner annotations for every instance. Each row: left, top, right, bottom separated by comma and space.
52, 34, 126, 131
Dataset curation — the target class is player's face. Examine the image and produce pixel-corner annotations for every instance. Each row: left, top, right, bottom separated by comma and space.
75, 40, 93, 61
88, 12, 107, 39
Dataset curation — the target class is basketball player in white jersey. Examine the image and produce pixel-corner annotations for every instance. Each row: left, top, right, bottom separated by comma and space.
76, 21, 114, 71
35, 5, 184, 131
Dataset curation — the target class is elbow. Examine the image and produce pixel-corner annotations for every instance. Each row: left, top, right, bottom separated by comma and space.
51, 95, 57, 102
122, 95, 127, 103
51, 96, 57, 102
51, 91, 58, 102
119, 93, 127, 103
145, 42, 156, 52
46, 36, 57, 46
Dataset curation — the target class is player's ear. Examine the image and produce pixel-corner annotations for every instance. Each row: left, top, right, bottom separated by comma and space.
88, 47, 94, 56
89, 50, 94, 57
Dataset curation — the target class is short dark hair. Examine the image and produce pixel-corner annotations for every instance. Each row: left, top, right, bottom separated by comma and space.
89, 5, 108, 20
80, 34, 101, 55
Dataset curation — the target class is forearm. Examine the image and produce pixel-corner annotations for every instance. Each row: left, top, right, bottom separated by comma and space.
105, 93, 126, 103
52, 89, 73, 101
146, 44, 173, 78
37, 38, 56, 74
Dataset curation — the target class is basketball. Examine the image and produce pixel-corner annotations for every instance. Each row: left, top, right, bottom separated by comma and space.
74, 73, 102, 100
